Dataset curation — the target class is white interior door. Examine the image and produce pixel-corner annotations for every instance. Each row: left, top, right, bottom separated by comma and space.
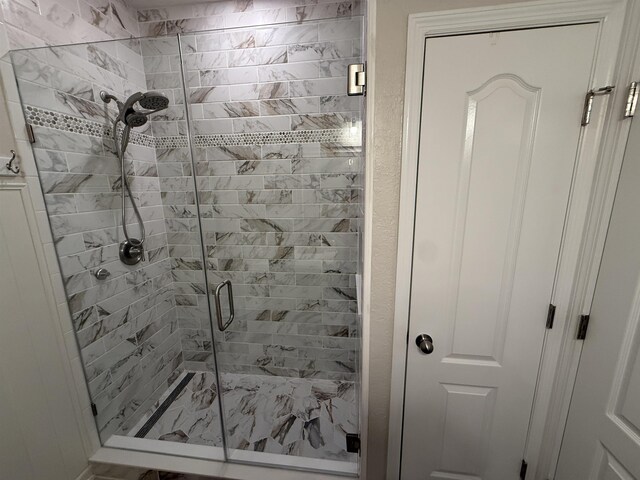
555, 116, 640, 480
401, 24, 599, 479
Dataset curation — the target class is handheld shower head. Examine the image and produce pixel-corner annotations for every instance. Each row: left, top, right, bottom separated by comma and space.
124, 112, 148, 127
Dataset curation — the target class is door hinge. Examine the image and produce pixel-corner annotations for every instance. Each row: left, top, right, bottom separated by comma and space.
347, 63, 366, 96
546, 303, 556, 329
582, 86, 615, 126
520, 459, 528, 479
577, 314, 590, 340
26, 123, 36, 144
346, 433, 361, 454
624, 81, 639, 118
91, 402, 98, 416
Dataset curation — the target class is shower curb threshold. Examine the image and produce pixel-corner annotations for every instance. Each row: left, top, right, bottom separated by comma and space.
91, 446, 358, 480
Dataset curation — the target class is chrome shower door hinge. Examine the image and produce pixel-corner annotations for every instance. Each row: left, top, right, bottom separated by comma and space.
26, 123, 36, 144
347, 63, 366, 96
624, 81, 639, 118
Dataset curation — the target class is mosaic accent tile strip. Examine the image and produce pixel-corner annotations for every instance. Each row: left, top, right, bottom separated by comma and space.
154, 135, 190, 149
192, 129, 360, 147
24, 105, 156, 148
24, 106, 360, 148
156, 130, 360, 148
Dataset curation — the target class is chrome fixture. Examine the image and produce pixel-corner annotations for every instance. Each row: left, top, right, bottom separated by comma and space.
94, 268, 111, 280
119, 240, 144, 266
416, 334, 434, 354
101, 90, 169, 265
214, 280, 235, 331
347, 63, 366, 96
581, 85, 614, 126
100, 90, 169, 128
5, 150, 19, 174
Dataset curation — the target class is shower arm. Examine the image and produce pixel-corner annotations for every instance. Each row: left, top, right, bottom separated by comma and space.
114, 117, 146, 247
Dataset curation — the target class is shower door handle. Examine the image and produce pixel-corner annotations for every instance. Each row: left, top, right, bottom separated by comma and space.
214, 280, 235, 331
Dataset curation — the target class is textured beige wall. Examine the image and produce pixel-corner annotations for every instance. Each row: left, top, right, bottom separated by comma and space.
366, 0, 531, 478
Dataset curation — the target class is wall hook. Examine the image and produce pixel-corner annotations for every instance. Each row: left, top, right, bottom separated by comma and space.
5, 150, 19, 174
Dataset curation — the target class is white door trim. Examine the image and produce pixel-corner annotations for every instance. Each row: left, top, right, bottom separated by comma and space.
387, 1, 640, 479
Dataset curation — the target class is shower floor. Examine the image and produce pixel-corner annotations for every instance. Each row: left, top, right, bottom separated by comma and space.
128, 370, 358, 463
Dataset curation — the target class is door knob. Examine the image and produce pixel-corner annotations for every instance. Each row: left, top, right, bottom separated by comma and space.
416, 334, 434, 354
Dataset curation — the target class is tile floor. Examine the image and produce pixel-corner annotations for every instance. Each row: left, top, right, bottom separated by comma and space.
128, 371, 358, 463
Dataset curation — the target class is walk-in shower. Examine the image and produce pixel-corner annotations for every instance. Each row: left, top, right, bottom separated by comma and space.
10, 9, 364, 476
102, 90, 169, 265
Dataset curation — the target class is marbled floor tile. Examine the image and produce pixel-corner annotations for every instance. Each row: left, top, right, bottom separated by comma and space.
128, 371, 357, 463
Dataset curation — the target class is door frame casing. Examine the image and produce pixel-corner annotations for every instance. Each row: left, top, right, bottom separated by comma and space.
387, 1, 640, 478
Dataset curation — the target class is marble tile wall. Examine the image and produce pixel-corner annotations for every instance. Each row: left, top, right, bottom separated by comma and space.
135, 34, 215, 371
138, 2, 364, 381
5, 2, 364, 453
136, 0, 361, 36
10, 38, 186, 440
0, 0, 140, 50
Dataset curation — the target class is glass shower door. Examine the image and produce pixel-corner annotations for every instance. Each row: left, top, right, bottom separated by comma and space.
180, 15, 364, 473
10, 36, 226, 459
9, 12, 365, 474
